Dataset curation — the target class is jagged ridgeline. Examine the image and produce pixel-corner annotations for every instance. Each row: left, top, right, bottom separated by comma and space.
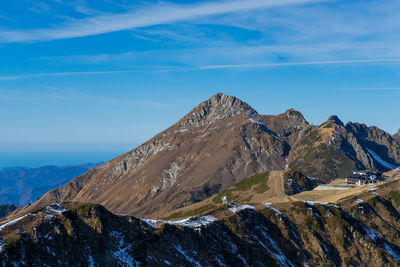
289, 115, 400, 181
25, 93, 400, 218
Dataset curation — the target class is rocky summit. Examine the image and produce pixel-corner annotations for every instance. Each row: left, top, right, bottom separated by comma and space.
26, 93, 400, 218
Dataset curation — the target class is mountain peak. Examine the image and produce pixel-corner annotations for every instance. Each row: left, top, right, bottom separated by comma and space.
179, 93, 257, 128
394, 129, 400, 141
284, 108, 304, 118
207, 92, 254, 112
328, 115, 344, 126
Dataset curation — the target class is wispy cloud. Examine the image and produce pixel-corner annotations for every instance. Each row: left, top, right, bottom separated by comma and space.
197, 58, 400, 69
0, 69, 153, 80
0, 0, 324, 42
0, 87, 170, 108
3, 58, 400, 80
339, 87, 400, 91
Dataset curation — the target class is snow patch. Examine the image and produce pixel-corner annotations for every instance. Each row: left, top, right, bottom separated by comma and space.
0, 213, 32, 231
45, 203, 66, 214
228, 204, 254, 213
355, 198, 364, 204
174, 244, 202, 267
362, 225, 400, 262
250, 117, 263, 124
368, 188, 378, 195
88, 254, 96, 267
252, 225, 294, 267
163, 215, 217, 228
367, 148, 397, 170
304, 201, 339, 208
110, 231, 140, 266
142, 215, 217, 230
263, 203, 281, 215
140, 219, 158, 229
383, 243, 400, 262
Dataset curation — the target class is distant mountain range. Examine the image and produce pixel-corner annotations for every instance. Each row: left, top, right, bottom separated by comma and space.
30, 93, 400, 218
0, 163, 100, 206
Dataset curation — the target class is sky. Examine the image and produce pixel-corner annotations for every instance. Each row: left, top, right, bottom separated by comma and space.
0, 0, 400, 167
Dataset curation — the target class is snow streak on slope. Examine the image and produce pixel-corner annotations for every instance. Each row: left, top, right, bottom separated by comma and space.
0, 213, 32, 231
228, 204, 254, 213
367, 148, 397, 170
141, 215, 217, 229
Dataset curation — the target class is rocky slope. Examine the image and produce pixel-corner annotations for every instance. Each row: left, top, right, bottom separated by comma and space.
2, 173, 400, 266
289, 116, 400, 181
30, 93, 310, 218
27, 93, 400, 218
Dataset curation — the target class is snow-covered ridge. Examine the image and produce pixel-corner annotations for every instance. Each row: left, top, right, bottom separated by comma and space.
355, 198, 364, 204
0, 204, 66, 232
228, 204, 255, 213
263, 203, 281, 215
0, 213, 32, 232
45, 203, 66, 214
303, 201, 339, 208
142, 215, 218, 229
367, 148, 398, 170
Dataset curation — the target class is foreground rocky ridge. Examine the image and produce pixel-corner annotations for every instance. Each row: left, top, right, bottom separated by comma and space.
2, 174, 400, 266
28, 93, 400, 218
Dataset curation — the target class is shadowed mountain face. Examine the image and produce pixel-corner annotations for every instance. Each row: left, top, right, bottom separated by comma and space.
30, 93, 400, 218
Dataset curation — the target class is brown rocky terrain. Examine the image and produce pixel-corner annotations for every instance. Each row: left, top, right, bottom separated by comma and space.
26, 93, 400, 218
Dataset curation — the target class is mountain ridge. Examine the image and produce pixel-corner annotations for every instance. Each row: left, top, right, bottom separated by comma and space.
27, 93, 400, 218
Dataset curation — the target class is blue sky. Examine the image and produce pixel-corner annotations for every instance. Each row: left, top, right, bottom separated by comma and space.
0, 0, 400, 166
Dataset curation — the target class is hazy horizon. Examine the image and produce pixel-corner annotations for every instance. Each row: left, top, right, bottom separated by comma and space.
0, 142, 137, 168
